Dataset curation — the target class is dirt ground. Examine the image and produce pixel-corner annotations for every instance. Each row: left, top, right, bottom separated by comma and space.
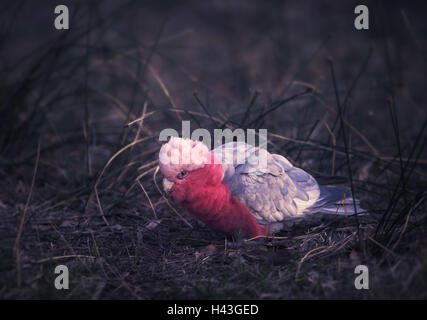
0, 0, 426, 299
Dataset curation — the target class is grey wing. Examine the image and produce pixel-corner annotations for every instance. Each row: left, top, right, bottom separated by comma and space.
284, 163, 320, 213
225, 150, 302, 223
213, 143, 321, 223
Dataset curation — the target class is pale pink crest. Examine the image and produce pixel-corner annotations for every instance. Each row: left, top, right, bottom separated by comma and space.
159, 137, 212, 179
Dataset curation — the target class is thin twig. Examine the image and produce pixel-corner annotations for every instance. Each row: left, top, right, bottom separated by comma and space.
14, 139, 40, 287
328, 57, 362, 254
323, 120, 336, 175
137, 180, 158, 219
36, 255, 96, 264
149, 65, 182, 121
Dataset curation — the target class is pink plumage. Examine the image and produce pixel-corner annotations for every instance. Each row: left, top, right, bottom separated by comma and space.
159, 137, 268, 238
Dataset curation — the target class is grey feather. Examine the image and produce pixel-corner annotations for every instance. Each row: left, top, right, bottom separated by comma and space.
311, 185, 365, 216
212, 143, 315, 224
211, 142, 365, 227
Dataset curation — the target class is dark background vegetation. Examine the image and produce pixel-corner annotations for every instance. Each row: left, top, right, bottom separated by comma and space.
0, 0, 426, 299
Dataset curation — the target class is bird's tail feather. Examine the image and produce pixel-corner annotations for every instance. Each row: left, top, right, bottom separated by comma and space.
311, 185, 366, 216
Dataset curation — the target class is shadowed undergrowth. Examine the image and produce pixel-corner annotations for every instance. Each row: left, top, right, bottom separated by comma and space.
0, 0, 426, 299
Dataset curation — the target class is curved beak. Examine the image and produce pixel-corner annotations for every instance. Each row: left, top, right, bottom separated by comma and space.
162, 178, 175, 194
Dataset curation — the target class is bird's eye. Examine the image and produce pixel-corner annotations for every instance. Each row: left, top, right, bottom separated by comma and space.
176, 170, 188, 180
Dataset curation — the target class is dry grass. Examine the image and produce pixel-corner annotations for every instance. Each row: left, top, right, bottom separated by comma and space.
0, 0, 426, 299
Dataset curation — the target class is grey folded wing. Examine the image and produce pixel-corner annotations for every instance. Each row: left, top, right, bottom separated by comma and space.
213, 142, 319, 224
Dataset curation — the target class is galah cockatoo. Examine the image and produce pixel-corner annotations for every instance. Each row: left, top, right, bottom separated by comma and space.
159, 137, 362, 239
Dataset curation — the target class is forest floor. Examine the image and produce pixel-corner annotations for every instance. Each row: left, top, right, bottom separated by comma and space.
1, 0, 426, 299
